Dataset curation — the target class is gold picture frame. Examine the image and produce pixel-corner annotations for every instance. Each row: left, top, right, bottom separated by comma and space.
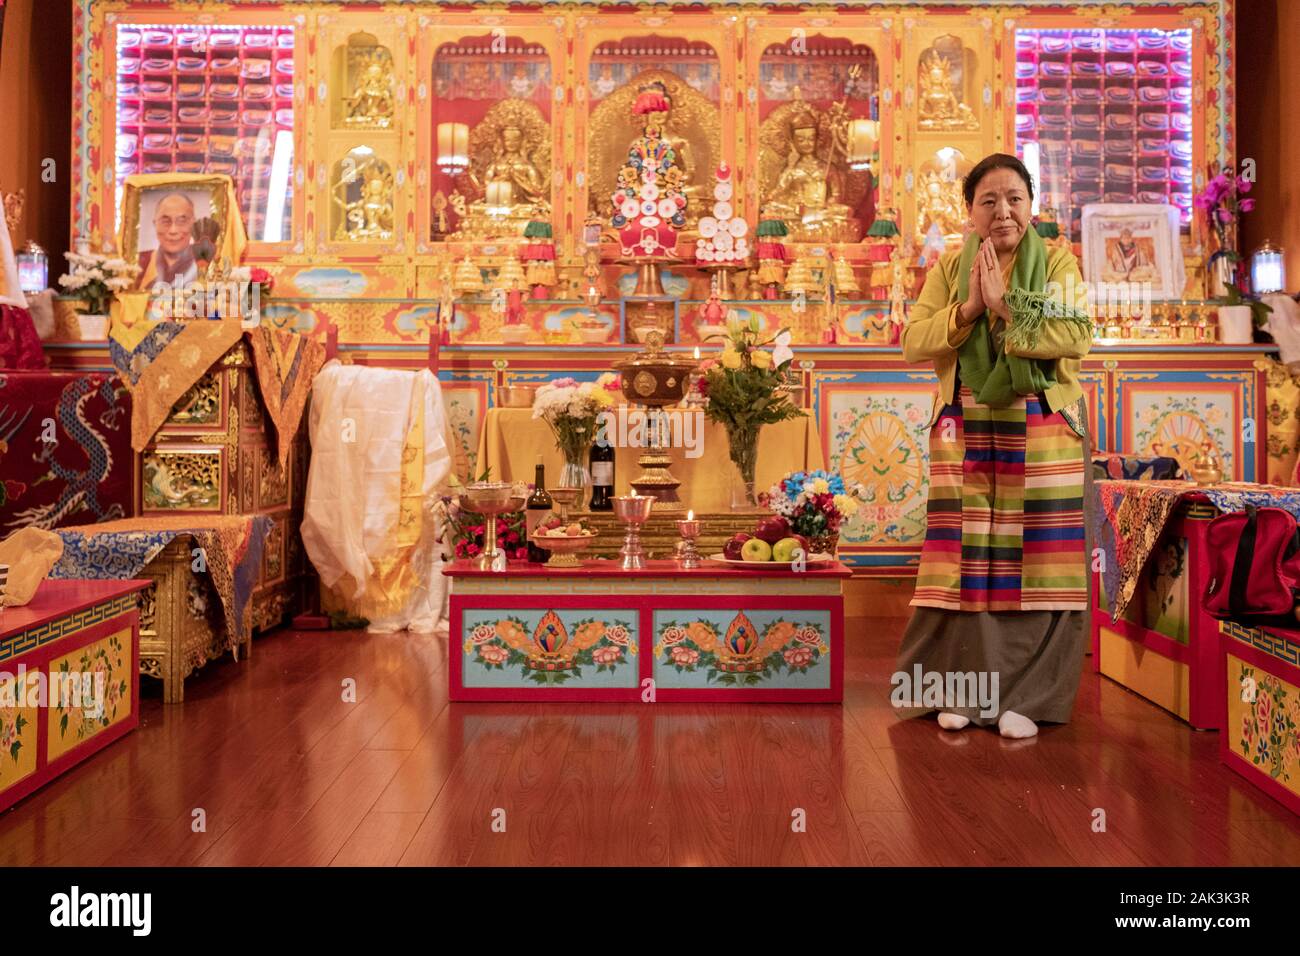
118, 174, 236, 291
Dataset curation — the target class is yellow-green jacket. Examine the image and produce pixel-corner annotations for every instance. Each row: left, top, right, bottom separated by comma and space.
900, 245, 1092, 413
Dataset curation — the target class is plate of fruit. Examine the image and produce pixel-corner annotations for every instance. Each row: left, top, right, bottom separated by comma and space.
709, 516, 835, 569
530, 517, 598, 568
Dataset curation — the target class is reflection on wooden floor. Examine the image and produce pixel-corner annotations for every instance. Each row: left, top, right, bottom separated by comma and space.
2, 616, 1298, 867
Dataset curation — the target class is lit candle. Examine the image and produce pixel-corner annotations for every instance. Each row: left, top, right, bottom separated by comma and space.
687, 509, 694, 520
693, 346, 700, 359
436, 122, 469, 172
846, 119, 878, 171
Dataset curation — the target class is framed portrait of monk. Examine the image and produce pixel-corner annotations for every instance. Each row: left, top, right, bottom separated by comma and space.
118, 174, 236, 291
1080, 202, 1185, 301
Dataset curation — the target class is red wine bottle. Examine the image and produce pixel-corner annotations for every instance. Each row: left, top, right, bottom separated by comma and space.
525, 460, 553, 563
589, 438, 614, 510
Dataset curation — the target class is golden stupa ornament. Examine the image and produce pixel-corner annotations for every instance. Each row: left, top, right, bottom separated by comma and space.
783, 256, 817, 297
832, 254, 860, 295
452, 256, 484, 296
494, 255, 527, 293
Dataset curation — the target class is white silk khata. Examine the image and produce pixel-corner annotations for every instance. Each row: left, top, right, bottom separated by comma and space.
301, 363, 454, 632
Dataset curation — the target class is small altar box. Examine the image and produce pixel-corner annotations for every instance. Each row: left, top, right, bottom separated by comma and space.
1219, 620, 1300, 816
445, 560, 850, 703
0, 579, 149, 813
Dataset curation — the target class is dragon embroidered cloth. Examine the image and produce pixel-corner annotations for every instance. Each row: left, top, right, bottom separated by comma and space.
1092, 479, 1300, 621
0, 371, 134, 532
51, 514, 271, 650
246, 327, 326, 468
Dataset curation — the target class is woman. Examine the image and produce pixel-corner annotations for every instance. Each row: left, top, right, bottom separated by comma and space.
897, 153, 1094, 739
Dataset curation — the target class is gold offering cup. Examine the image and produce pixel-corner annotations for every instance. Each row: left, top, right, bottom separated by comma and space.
613, 494, 655, 571
528, 530, 598, 569
458, 481, 527, 572
613, 329, 697, 511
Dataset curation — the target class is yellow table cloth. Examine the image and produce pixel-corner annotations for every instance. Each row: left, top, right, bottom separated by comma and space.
475, 408, 824, 511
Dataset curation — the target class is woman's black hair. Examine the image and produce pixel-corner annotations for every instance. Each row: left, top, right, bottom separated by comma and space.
962, 153, 1035, 207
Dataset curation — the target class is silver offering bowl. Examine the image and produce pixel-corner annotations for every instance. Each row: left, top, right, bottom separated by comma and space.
612, 494, 655, 570
548, 485, 582, 524
458, 481, 527, 571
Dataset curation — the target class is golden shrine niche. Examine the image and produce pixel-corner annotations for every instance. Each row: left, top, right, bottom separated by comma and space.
450, 98, 552, 239
587, 68, 720, 234
758, 91, 872, 243
915, 148, 971, 245
916, 36, 979, 132
334, 33, 396, 130
331, 149, 396, 242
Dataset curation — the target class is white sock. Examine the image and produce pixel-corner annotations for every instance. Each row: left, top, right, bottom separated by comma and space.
937, 712, 970, 731
998, 710, 1038, 739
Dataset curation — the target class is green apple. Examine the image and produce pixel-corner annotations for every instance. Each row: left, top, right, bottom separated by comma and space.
771, 536, 802, 563
741, 537, 772, 562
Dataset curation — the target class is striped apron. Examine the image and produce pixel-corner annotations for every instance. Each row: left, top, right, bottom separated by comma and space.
911, 387, 1087, 612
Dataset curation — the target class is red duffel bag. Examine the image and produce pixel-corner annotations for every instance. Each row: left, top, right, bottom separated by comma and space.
1204, 505, 1300, 622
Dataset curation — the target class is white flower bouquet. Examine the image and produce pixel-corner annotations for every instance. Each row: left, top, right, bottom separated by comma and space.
56, 250, 141, 315
531, 374, 621, 481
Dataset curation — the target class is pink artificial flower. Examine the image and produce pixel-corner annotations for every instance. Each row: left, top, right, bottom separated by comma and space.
1217, 208, 1232, 223
1237, 176, 1252, 194
1239, 198, 1255, 213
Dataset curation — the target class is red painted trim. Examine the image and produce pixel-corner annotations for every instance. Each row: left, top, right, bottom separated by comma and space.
0, 609, 140, 813
449, 591, 843, 703
443, 558, 853, 579
1219, 627, 1300, 816
0, 579, 150, 643
1090, 507, 1221, 729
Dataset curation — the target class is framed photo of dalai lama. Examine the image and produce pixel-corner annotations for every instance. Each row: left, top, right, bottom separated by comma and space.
119, 174, 235, 291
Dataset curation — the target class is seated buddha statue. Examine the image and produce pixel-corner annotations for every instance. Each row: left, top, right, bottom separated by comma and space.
917, 50, 976, 130
916, 168, 965, 243
452, 105, 552, 239
764, 104, 856, 243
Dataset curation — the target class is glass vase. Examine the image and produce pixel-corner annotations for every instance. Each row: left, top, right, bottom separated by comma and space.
559, 445, 589, 491
725, 424, 763, 511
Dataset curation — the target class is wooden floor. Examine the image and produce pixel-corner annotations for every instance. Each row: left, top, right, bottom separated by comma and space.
3, 616, 1299, 866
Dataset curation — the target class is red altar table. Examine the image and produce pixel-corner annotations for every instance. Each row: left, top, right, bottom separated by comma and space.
1092, 480, 1300, 730
444, 560, 850, 703
0, 578, 149, 812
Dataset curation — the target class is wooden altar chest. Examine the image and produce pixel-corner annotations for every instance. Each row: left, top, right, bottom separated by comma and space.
445, 559, 849, 703
0, 579, 149, 813
142, 340, 311, 637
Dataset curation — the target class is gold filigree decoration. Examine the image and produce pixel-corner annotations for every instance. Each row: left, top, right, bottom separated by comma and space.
143, 450, 222, 510
168, 373, 221, 426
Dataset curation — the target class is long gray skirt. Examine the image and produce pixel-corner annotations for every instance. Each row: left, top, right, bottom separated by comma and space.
893, 607, 1087, 725
893, 394, 1094, 727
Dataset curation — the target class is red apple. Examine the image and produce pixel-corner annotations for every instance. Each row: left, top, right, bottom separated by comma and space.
753, 515, 791, 545
723, 532, 752, 561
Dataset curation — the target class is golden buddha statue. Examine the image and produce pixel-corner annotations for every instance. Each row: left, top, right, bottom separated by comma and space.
917, 50, 977, 131
450, 99, 551, 239
333, 162, 395, 241
916, 168, 965, 243
759, 94, 860, 243
345, 59, 396, 129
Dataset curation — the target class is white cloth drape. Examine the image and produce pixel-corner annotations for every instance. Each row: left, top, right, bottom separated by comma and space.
301, 362, 453, 633
0, 217, 29, 308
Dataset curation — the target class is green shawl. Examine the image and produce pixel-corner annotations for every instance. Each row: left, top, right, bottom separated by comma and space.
954, 227, 1091, 407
